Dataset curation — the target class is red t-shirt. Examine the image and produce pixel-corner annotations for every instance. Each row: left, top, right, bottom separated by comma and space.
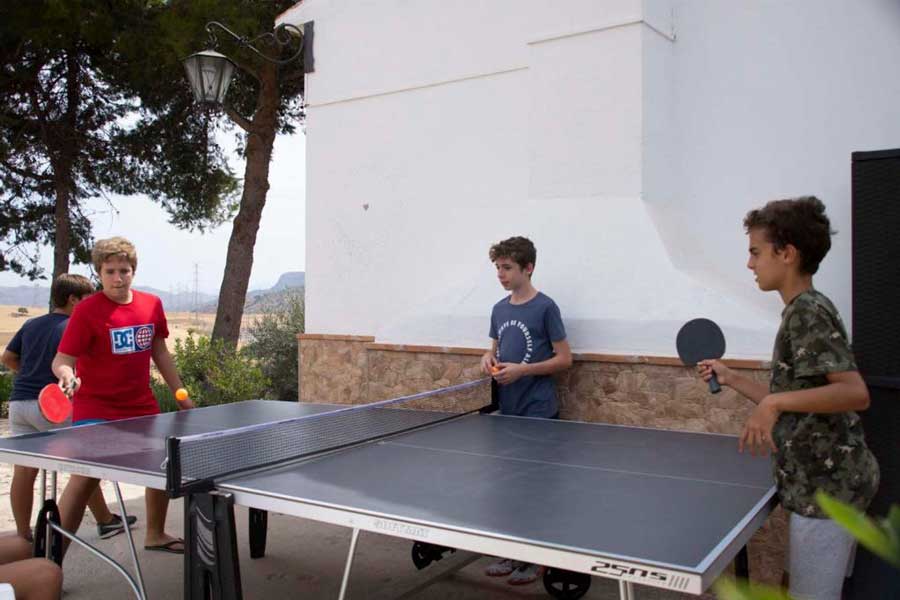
58, 290, 168, 421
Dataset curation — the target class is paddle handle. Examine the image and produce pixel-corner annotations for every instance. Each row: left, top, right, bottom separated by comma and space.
708, 373, 722, 394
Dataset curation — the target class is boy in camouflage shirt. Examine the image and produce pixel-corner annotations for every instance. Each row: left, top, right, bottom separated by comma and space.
698, 196, 879, 600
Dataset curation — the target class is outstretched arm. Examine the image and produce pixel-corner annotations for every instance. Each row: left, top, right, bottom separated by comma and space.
740, 371, 869, 456
768, 370, 870, 413
151, 337, 193, 409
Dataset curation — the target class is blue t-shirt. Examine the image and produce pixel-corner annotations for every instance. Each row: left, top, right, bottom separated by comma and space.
489, 292, 567, 417
6, 312, 69, 401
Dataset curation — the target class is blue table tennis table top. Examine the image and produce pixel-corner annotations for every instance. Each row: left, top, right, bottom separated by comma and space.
0, 400, 776, 594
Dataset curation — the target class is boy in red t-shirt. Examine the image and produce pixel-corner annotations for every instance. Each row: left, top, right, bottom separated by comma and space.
52, 237, 194, 555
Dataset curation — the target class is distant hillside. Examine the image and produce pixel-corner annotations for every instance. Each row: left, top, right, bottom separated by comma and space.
203, 272, 305, 314
0, 271, 303, 314
137, 287, 219, 312
0, 285, 50, 307
266, 272, 305, 291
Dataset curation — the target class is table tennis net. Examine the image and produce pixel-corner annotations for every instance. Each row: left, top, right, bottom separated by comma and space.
166, 378, 491, 495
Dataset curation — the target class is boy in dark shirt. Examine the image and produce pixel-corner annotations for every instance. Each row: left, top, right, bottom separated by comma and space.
480, 236, 572, 584
1, 274, 135, 541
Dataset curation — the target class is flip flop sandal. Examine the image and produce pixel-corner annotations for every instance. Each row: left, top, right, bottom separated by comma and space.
144, 539, 184, 554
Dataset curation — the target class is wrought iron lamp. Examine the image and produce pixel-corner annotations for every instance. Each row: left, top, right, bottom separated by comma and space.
183, 21, 307, 105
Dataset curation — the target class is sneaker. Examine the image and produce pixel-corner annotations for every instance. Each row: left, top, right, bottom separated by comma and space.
97, 513, 138, 539
485, 558, 523, 577
507, 563, 546, 585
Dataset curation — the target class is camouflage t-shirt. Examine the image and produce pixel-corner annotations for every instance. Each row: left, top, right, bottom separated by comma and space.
769, 289, 880, 518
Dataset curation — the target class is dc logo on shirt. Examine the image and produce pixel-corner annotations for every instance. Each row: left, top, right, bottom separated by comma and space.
110, 324, 155, 354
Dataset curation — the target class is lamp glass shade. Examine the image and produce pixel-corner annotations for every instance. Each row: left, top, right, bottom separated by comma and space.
183, 49, 237, 104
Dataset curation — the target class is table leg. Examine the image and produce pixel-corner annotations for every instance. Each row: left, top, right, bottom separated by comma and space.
40, 470, 50, 554
735, 545, 749, 579
338, 528, 361, 600
249, 508, 268, 558
618, 580, 635, 600
112, 483, 147, 600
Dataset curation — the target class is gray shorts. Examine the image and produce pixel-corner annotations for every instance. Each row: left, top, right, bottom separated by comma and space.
8, 400, 71, 436
786, 512, 857, 600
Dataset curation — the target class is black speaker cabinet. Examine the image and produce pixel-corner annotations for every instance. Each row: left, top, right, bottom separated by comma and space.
847, 148, 900, 599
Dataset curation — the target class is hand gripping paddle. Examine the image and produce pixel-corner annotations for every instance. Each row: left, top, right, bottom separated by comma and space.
676, 318, 726, 394
38, 383, 73, 424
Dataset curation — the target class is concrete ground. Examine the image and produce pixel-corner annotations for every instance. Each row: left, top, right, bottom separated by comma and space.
0, 419, 718, 600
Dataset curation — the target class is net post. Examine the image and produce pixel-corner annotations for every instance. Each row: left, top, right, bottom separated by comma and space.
165, 436, 183, 498
479, 379, 500, 414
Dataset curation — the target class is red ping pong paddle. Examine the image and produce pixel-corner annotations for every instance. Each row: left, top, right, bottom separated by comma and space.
38, 383, 73, 424
676, 318, 726, 394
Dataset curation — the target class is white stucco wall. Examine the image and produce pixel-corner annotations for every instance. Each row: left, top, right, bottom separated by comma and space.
281, 0, 900, 359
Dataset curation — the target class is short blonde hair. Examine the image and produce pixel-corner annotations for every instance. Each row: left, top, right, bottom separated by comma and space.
91, 237, 138, 273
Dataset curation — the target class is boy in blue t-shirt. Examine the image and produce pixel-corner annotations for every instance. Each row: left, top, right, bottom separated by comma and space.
1, 274, 135, 541
479, 236, 572, 584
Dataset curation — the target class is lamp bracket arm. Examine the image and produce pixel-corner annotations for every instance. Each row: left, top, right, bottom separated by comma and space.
206, 21, 303, 66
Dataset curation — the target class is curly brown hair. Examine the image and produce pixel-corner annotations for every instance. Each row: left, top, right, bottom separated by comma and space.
743, 196, 835, 275
91, 237, 138, 274
489, 236, 536, 273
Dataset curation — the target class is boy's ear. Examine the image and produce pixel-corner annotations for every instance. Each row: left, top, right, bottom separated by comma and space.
780, 243, 800, 265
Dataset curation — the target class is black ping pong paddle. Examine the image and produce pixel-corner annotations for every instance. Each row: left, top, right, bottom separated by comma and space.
676, 318, 726, 394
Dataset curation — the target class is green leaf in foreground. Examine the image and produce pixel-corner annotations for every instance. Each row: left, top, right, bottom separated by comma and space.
714, 578, 793, 600
816, 491, 900, 569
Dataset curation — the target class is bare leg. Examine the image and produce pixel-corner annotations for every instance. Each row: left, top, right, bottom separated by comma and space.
0, 534, 31, 564
10, 466, 39, 539
0, 535, 63, 600
57, 475, 100, 555
86, 486, 114, 524
144, 487, 181, 550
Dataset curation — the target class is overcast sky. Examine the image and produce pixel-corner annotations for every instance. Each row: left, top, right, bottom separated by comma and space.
0, 132, 306, 296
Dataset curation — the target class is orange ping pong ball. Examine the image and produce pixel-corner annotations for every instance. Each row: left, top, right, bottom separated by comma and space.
175, 388, 189, 401
491, 366, 500, 374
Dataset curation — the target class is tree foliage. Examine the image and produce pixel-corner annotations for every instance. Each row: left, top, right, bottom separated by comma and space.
1, 0, 306, 349
244, 292, 305, 400
150, 0, 307, 349
153, 333, 268, 410
0, 0, 241, 280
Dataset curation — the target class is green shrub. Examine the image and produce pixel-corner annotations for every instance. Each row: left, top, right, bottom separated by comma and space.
151, 334, 269, 412
0, 368, 12, 418
150, 378, 179, 413
243, 293, 304, 400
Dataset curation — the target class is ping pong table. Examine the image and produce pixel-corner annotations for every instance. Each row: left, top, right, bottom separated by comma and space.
0, 381, 776, 600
